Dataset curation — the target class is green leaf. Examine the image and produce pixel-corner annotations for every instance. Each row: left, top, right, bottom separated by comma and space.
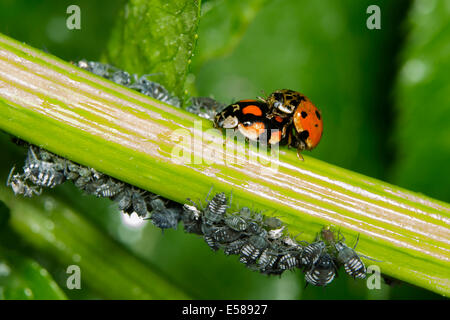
192, 0, 269, 70
0, 248, 67, 300
105, 0, 201, 101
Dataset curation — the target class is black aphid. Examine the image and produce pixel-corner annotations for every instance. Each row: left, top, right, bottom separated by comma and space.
335, 234, 367, 279
240, 234, 268, 264
301, 240, 326, 268
23, 146, 65, 188
224, 215, 248, 232
304, 253, 337, 287
203, 192, 228, 225
148, 199, 180, 230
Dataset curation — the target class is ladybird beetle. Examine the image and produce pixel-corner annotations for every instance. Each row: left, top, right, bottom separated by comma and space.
264, 89, 323, 160
214, 99, 288, 145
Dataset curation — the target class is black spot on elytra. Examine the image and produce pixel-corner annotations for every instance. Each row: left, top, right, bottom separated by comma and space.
315, 124, 318, 127
299, 130, 309, 141
301, 111, 308, 118
315, 110, 321, 120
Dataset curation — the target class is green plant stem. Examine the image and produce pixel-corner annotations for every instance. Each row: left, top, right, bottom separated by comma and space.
0, 33, 448, 296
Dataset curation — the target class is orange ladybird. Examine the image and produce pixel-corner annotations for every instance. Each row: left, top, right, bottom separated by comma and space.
264, 89, 323, 159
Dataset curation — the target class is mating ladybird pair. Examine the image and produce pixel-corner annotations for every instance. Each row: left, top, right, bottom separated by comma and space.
214, 89, 323, 160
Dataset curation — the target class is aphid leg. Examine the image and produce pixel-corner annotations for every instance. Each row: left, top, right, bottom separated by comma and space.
6, 166, 16, 186
353, 233, 360, 250
228, 190, 233, 208
337, 229, 346, 242
205, 185, 214, 203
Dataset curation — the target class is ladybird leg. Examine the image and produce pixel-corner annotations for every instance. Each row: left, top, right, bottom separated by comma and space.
287, 130, 292, 148
296, 147, 304, 161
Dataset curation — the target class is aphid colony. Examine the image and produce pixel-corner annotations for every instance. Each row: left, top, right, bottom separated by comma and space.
7, 146, 369, 286
7, 143, 182, 230
182, 193, 369, 286
7, 61, 365, 287
75, 60, 181, 108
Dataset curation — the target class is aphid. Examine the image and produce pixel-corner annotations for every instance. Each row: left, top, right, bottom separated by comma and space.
239, 207, 252, 219
181, 203, 203, 234
301, 240, 326, 268
130, 190, 149, 217
150, 208, 180, 230
240, 234, 268, 264
7, 167, 42, 197
223, 239, 247, 256
92, 179, 123, 198
204, 235, 220, 251
186, 97, 225, 121
211, 226, 241, 243
268, 226, 285, 240
321, 226, 336, 245
111, 70, 131, 86
64, 161, 82, 181
114, 188, 148, 217
114, 188, 132, 212
77, 60, 180, 107
278, 252, 299, 270
77, 60, 109, 77
263, 216, 283, 230
304, 253, 337, 287
224, 215, 247, 232
130, 75, 180, 107
247, 221, 265, 235
282, 236, 301, 248
321, 228, 370, 279
257, 248, 280, 274
148, 198, 180, 230
335, 235, 367, 279
73, 166, 97, 189
23, 147, 65, 188
203, 192, 228, 225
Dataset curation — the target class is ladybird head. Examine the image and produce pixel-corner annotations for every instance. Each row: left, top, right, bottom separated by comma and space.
293, 97, 323, 151
266, 89, 306, 116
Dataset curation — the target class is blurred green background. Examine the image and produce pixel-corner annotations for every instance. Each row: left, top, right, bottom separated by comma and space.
0, 0, 448, 299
